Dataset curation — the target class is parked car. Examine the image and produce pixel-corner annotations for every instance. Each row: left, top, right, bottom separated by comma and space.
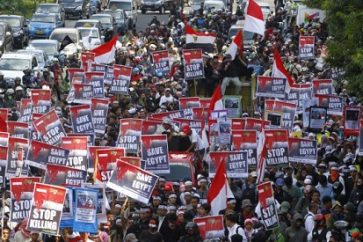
102, 9, 130, 32
59, 0, 91, 19
49, 28, 83, 57
28, 13, 63, 39
203, 0, 225, 13
28, 39, 60, 61
90, 14, 115, 40
77, 27, 103, 50
0, 15, 28, 49
108, 0, 137, 28
35, 3, 65, 24
190, 0, 204, 14
0, 52, 39, 86
0, 22, 13, 55
140, 0, 168, 14
74, 19, 103, 32
228, 20, 255, 49
17, 49, 49, 70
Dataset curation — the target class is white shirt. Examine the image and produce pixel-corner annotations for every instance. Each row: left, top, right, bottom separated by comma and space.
304, 212, 315, 233
227, 223, 247, 242
159, 95, 175, 106
307, 228, 332, 242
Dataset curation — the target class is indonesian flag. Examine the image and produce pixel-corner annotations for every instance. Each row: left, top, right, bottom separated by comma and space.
225, 30, 243, 60
256, 129, 267, 184
244, 0, 265, 36
272, 48, 295, 87
90, 35, 119, 64
185, 24, 216, 44
208, 85, 223, 116
208, 159, 235, 215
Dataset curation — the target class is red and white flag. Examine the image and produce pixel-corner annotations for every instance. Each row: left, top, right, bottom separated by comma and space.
225, 30, 243, 60
208, 159, 235, 215
272, 48, 295, 87
256, 129, 267, 184
208, 85, 224, 116
185, 24, 216, 44
91, 35, 119, 64
244, 0, 265, 36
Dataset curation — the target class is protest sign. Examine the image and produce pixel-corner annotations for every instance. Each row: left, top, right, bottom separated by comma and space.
0, 132, 9, 147
312, 79, 334, 95
257, 182, 279, 230
61, 136, 88, 171
193, 216, 224, 240
0, 108, 8, 132
218, 118, 231, 145
264, 129, 289, 167
200, 98, 211, 109
85, 72, 105, 98
111, 64, 132, 94
60, 188, 73, 228
67, 68, 85, 83
68, 133, 95, 147
44, 164, 87, 187
245, 118, 270, 132
256, 76, 287, 98
174, 118, 204, 136
265, 100, 297, 129
223, 95, 242, 118
315, 94, 343, 116
285, 83, 312, 114
142, 120, 163, 135
73, 83, 94, 104
308, 106, 327, 130
94, 148, 125, 183
91, 98, 110, 134
209, 151, 248, 178
299, 36, 315, 59
7, 121, 29, 139
104, 65, 114, 85
10, 177, 41, 222
183, 49, 204, 80
231, 118, 246, 130
26, 140, 69, 169
119, 156, 141, 168
107, 159, 159, 204
182, 108, 194, 119
231, 130, 257, 167
73, 188, 98, 233
141, 135, 169, 174
27, 183, 66, 236
6, 137, 28, 177
91, 63, 107, 72
31, 90, 51, 114
19, 98, 32, 122
82, 183, 108, 223
344, 106, 361, 137
152, 50, 170, 76
33, 110, 67, 146
288, 137, 317, 165
151, 111, 184, 121
70, 105, 95, 134
210, 110, 228, 120
116, 119, 142, 154
192, 107, 208, 121
0, 146, 6, 186
88, 146, 108, 173
81, 52, 95, 72
179, 97, 201, 110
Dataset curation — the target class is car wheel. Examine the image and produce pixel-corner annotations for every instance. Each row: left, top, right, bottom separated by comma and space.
141, 9, 146, 14
160, 6, 165, 14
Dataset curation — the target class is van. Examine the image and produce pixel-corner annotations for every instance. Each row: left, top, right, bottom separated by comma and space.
108, 0, 137, 28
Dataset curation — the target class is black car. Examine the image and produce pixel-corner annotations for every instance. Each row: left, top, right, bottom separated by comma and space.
102, 9, 130, 32
59, 0, 91, 19
0, 22, 13, 55
0, 15, 28, 49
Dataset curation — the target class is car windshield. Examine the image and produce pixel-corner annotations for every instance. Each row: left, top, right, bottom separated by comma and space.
31, 15, 56, 23
91, 16, 111, 24
30, 43, 58, 55
50, 32, 77, 43
204, 2, 224, 10
244, 30, 254, 40
0, 58, 30, 71
0, 17, 20, 28
37, 5, 59, 13
79, 29, 99, 38
109, 2, 131, 11
158, 163, 192, 182
59, 0, 82, 3
75, 22, 97, 28
103, 10, 122, 19
19, 52, 45, 64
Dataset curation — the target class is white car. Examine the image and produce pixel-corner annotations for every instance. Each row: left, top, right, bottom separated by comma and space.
203, 0, 225, 13
28, 39, 60, 60
256, 1, 271, 20
17, 49, 49, 70
77, 27, 103, 50
49, 28, 83, 58
0, 53, 39, 86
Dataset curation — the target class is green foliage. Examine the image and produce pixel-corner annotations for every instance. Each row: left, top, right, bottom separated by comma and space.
305, 0, 363, 99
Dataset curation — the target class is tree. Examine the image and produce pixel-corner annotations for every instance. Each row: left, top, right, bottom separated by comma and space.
305, 0, 363, 99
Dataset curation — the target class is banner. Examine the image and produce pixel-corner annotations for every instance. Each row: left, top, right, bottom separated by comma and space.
179, 97, 201, 110
73, 83, 93, 104
256, 76, 287, 98
344, 106, 361, 137
312, 79, 333, 95
85, 72, 105, 98
70, 105, 94, 134
183, 49, 204, 80
45, 164, 87, 187
19, 98, 32, 122
257, 182, 279, 230
141, 135, 169, 174
81, 52, 95, 72
91, 98, 110, 134
10, 177, 41, 222
265, 100, 297, 129
299, 36, 315, 59
33, 110, 67, 146
111, 65, 132, 94
285, 83, 312, 114
27, 183, 66, 235
288, 138, 317, 165
94, 148, 125, 183
31, 90, 51, 114
193, 215, 224, 240
142, 120, 163, 135
6, 137, 28, 177
209, 151, 248, 178
26, 140, 69, 169
61, 136, 88, 171
264, 129, 289, 167
315, 94, 343, 116
7, 121, 29, 139
0, 108, 8, 132
73, 188, 98, 233
152, 50, 170, 76
116, 119, 142, 154
231, 130, 257, 167
107, 159, 158, 204
223, 95, 242, 118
